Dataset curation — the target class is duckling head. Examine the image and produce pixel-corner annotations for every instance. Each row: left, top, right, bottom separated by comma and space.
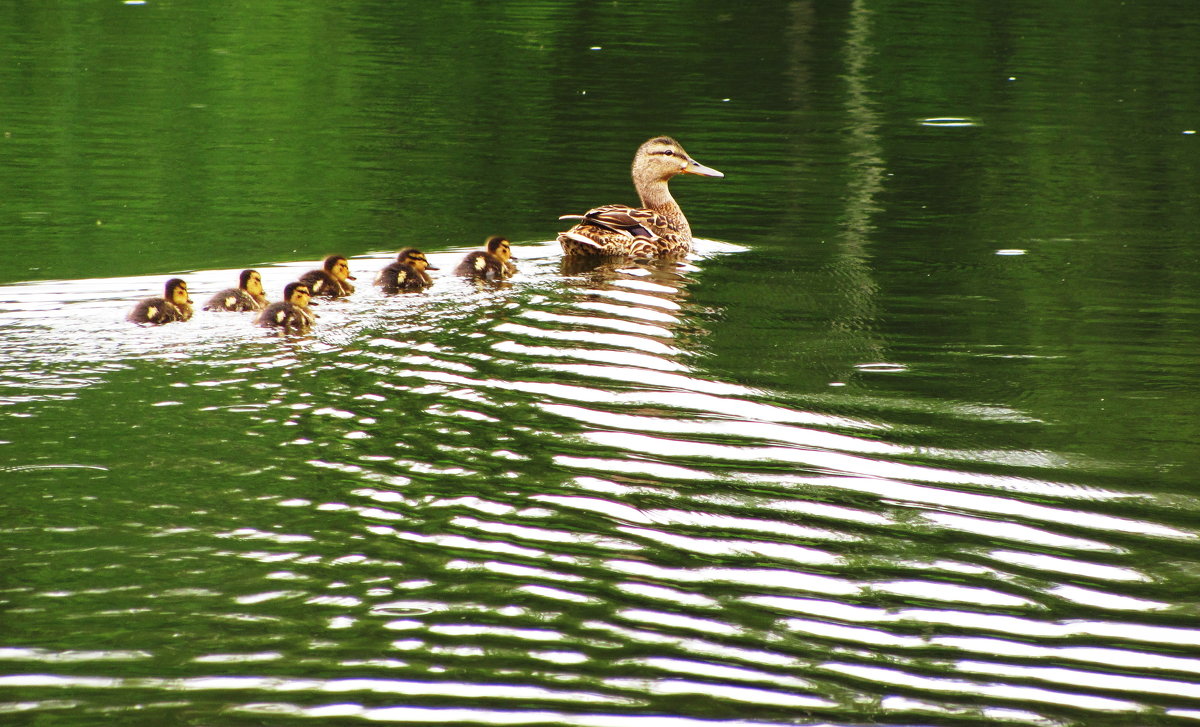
484, 235, 515, 262
396, 247, 438, 271
283, 281, 313, 307
633, 136, 723, 182
166, 278, 192, 306
239, 269, 264, 297
323, 255, 356, 282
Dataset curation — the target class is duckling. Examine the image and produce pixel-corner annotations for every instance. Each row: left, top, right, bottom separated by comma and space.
128, 278, 193, 325
375, 248, 438, 293
454, 235, 517, 281
299, 255, 356, 298
256, 281, 316, 333
557, 136, 723, 257
203, 269, 268, 312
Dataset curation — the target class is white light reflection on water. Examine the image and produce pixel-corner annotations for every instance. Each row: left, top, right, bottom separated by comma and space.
749, 595, 1200, 648
234, 703, 809, 726
4, 239, 1200, 724
959, 661, 1200, 701
0, 675, 632, 704
821, 662, 1141, 712
617, 527, 842, 566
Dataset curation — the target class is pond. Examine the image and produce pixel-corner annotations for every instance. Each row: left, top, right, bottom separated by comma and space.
2, 2, 1200, 726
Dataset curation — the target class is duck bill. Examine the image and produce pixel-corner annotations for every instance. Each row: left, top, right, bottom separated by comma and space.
686, 159, 724, 178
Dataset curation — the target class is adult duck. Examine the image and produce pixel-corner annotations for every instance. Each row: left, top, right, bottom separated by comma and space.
557, 136, 723, 258
128, 278, 193, 325
299, 255, 356, 298
454, 236, 516, 281
203, 269, 268, 312
376, 248, 438, 293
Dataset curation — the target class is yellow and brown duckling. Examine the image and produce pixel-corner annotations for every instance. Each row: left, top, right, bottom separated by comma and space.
299, 255, 356, 298
557, 136, 723, 258
203, 269, 268, 312
256, 281, 316, 333
375, 248, 438, 293
454, 235, 517, 281
128, 278, 193, 325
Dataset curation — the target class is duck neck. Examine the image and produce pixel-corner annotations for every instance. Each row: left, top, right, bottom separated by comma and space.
636, 177, 690, 238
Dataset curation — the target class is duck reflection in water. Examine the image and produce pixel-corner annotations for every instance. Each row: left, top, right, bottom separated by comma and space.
557, 256, 696, 337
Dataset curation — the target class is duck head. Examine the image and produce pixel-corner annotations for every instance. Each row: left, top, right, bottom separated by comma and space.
239, 269, 264, 298
633, 136, 723, 182
396, 247, 438, 271
165, 278, 192, 306
283, 281, 313, 308
323, 255, 356, 282
484, 235, 515, 262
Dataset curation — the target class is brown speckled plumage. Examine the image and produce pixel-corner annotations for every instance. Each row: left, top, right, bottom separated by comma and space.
558, 137, 723, 257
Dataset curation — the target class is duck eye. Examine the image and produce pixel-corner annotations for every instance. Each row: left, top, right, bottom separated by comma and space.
662, 150, 674, 156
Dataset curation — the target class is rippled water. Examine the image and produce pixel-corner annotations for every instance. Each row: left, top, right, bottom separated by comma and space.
3, 237, 1199, 726
5, 1, 1200, 725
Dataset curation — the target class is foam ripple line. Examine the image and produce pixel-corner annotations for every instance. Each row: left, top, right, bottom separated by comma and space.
747, 595, 1200, 649
0, 674, 631, 704
573, 432, 1189, 537
231, 702, 809, 726
519, 308, 676, 338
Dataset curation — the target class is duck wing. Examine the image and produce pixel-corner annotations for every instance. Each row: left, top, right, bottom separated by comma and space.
558, 204, 668, 241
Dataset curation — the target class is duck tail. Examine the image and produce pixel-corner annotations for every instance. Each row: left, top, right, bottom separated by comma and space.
558, 231, 606, 253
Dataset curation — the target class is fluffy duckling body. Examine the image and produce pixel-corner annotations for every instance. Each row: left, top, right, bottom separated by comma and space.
128, 278, 193, 325
375, 248, 438, 293
204, 269, 268, 312
455, 236, 517, 281
299, 255, 356, 298
257, 282, 316, 333
558, 136, 723, 258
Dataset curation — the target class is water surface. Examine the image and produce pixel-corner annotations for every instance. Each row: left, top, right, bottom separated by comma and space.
3, 2, 1200, 726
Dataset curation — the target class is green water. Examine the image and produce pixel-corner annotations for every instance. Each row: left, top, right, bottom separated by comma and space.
3, 2, 1200, 726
